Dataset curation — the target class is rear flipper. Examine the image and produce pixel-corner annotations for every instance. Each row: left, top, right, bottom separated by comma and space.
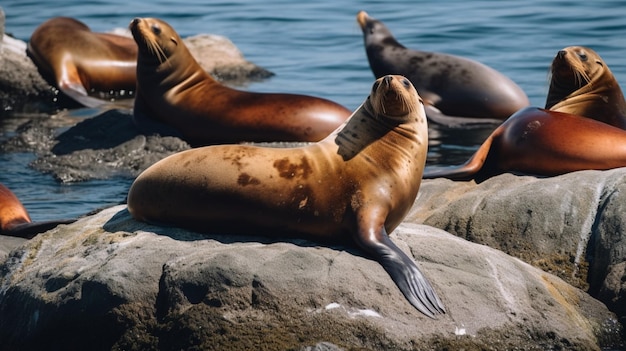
3, 219, 76, 239
355, 225, 446, 318
426, 105, 502, 129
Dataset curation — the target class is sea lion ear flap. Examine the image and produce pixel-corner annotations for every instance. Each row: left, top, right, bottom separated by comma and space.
170, 37, 178, 46
596, 60, 604, 66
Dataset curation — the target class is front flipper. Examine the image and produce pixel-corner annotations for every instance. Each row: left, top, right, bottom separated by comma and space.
58, 63, 109, 108
354, 222, 445, 318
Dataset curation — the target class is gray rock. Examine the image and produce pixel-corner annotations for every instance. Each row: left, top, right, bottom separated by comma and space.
185, 33, 274, 85
411, 168, 626, 333
0, 235, 26, 261
0, 34, 55, 113
0, 205, 621, 350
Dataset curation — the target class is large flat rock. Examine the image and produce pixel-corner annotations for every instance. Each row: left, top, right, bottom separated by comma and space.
0, 205, 621, 350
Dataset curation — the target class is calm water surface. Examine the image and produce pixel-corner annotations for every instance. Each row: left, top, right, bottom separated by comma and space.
1, 0, 625, 220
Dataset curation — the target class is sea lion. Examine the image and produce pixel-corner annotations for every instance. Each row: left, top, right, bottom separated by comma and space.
27, 17, 137, 107
0, 184, 75, 239
356, 10, 529, 127
423, 107, 626, 182
128, 75, 445, 317
129, 17, 351, 145
546, 46, 626, 129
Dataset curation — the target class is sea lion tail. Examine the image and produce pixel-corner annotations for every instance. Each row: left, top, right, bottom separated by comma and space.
423, 133, 495, 181
425, 105, 503, 129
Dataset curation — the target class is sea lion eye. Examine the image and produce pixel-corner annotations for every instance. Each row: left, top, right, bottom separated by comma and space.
151, 24, 161, 35
578, 52, 588, 61
402, 78, 411, 88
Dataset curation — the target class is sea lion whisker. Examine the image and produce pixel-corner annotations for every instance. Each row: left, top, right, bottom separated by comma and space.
574, 70, 588, 88
400, 94, 414, 115
148, 39, 167, 64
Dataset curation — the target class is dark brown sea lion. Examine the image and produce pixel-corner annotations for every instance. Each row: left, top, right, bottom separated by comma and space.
0, 184, 75, 239
546, 46, 626, 129
128, 75, 446, 317
27, 17, 137, 107
129, 17, 351, 145
356, 10, 529, 127
423, 107, 626, 182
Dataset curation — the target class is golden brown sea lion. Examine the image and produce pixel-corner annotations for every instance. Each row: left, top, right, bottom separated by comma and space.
423, 107, 626, 182
27, 17, 137, 107
356, 10, 529, 127
546, 46, 626, 129
129, 17, 351, 145
128, 75, 445, 317
0, 183, 75, 239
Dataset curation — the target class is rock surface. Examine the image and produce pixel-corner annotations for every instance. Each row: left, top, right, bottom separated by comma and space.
26, 109, 191, 182
411, 168, 626, 334
0, 205, 621, 350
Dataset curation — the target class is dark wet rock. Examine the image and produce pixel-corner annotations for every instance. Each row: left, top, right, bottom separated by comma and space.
0, 116, 60, 153
0, 205, 621, 350
24, 109, 191, 182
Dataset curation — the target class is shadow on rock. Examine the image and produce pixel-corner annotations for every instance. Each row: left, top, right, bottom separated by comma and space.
103, 206, 348, 252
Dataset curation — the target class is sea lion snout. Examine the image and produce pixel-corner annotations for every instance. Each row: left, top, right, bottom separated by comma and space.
557, 50, 567, 59
129, 18, 142, 30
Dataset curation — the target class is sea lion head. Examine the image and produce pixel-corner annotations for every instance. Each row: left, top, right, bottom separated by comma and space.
334, 75, 425, 162
546, 46, 606, 107
366, 75, 422, 122
129, 17, 180, 64
356, 10, 402, 48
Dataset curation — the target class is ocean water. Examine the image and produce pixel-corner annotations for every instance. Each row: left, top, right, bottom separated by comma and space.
1, 0, 625, 221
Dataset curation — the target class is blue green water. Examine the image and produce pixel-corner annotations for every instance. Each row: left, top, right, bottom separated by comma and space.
1, 0, 625, 221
